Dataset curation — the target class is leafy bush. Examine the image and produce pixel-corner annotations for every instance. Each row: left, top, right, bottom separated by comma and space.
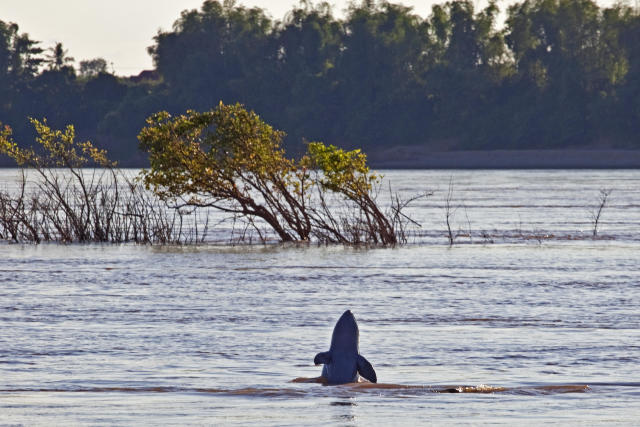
139, 102, 417, 245
0, 120, 202, 243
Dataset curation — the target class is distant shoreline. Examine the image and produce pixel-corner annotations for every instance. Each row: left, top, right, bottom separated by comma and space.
2, 148, 640, 169
368, 148, 640, 169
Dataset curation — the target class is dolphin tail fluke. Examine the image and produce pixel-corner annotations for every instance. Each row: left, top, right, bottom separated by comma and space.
314, 351, 332, 365
357, 354, 377, 383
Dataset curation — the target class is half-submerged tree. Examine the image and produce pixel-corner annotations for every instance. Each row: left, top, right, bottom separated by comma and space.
0, 119, 199, 244
139, 102, 415, 245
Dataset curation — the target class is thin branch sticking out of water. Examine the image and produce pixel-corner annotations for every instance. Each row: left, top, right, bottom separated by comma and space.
591, 189, 612, 238
0, 169, 209, 244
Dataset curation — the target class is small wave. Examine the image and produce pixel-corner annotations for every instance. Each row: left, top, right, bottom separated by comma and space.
0, 383, 592, 397
289, 378, 590, 395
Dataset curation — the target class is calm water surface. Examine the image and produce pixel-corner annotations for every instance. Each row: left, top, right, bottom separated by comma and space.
1, 170, 639, 425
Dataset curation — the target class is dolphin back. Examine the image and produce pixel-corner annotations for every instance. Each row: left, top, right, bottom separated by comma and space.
314, 310, 377, 384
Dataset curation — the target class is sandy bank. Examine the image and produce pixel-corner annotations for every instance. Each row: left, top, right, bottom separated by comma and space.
368, 147, 640, 169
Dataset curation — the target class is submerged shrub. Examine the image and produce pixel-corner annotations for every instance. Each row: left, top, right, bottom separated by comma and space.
0, 119, 206, 244
0, 104, 421, 245
139, 102, 418, 245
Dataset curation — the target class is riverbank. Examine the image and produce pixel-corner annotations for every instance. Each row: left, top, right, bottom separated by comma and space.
368, 147, 640, 169
3, 148, 640, 169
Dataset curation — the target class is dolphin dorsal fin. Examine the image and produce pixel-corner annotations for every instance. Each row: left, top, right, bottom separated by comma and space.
314, 351, 332, 365
357, 354, 377, 383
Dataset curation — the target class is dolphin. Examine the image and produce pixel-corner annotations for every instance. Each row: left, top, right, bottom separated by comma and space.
313, 310, 377, 384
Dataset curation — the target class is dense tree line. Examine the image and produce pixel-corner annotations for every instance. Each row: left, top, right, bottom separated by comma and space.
1, 0, 639, 165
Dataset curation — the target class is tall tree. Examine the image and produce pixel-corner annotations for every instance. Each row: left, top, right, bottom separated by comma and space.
505, 0, 631, 146
335, 1, 431, 148
0, 20, 43, 142
616, 7, 640, 146
269, 1, 343, 146
45, 42, 74, 71
0, 20, 42, 86
149, 0, 274, 111
423, 0, 511, 147
78, 57, 108, 78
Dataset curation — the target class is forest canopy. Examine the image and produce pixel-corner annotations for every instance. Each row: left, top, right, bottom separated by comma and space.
1, 0, 639, 166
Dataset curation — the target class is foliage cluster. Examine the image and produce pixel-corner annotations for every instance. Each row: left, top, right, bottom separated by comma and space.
139, 102, 414, 245
0, 120, 204, 243
1, 0, 640, 166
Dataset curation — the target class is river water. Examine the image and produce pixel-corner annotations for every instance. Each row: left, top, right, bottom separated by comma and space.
1, 170, 639, 425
